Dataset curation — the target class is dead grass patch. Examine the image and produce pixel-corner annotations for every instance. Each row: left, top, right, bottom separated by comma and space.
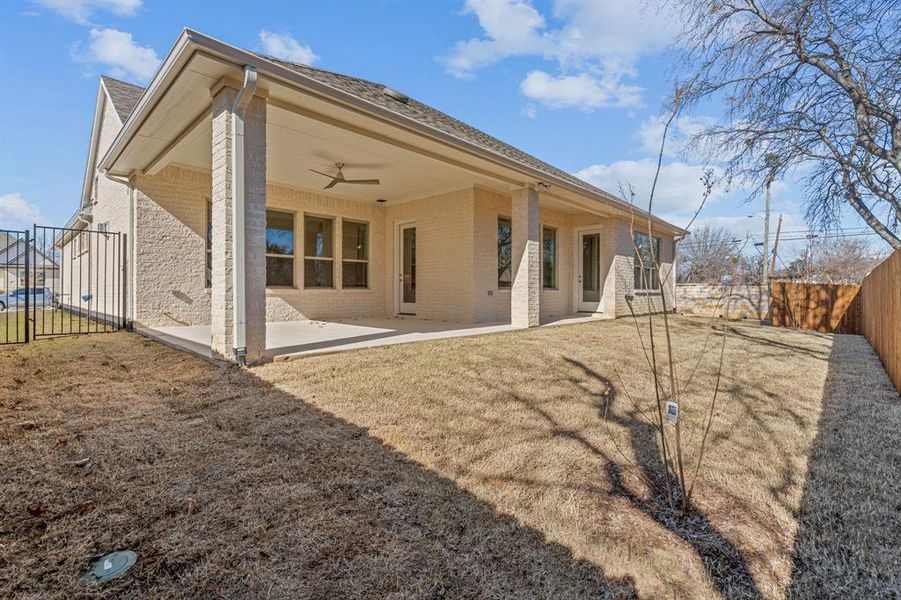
1, 316, 898, 598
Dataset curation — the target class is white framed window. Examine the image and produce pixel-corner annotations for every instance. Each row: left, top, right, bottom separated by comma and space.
341, 219, 369, 289
542, 226, 557, 289
497, 216, 512, 288
303, 214, 334, 288
633, 232, 661, 291
266, 210, 295, 287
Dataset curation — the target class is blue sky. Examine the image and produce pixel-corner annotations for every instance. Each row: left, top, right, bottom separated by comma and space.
0, 0, 887, 261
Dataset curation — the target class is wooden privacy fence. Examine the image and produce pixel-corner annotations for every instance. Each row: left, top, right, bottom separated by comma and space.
857, 250, 900, 392
771, 281, 861, 333
772, 250, 900, 392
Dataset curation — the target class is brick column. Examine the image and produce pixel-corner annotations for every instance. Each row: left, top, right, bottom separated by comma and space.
511, 186, 540, 327
210, 87, 267, 362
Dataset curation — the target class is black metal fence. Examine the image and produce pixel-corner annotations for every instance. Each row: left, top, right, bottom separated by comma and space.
1, 228, 29, 344
0, 225, 127, 345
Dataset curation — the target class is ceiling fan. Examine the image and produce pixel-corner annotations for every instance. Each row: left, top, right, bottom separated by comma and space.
308, 162, 380, 189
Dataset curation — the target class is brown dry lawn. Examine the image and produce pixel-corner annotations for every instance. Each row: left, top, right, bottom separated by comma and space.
1, 316, 898, 598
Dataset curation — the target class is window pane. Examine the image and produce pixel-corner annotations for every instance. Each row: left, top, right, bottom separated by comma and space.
266, 210, 294, 256
267, 256, 294, 287
304, 259, 334, 288
304, 215, 333, 258
498, 217, 512, 288
403, 226, 416, 303
342, 261, 368, 288
634, 265, 644, 290
342, 221, 368, 260
542, 227, 556, 289
633, 232, 661, 267
582, 233, 601, 302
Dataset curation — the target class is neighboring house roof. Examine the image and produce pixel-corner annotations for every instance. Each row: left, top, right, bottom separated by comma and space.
0, 238, 58, 268
0, 232, 14, 252
101, 76, 145, 122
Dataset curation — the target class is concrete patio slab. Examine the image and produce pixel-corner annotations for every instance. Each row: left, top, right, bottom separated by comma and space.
143, 314, 607, 361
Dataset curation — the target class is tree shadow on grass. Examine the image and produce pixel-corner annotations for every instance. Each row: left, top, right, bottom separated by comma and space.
788, 334, 901, 597
561, 357, 763, 599
3, 345, 637, 598
465, 354, 763, 598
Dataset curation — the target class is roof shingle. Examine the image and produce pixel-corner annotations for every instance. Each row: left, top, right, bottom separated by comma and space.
101, 76, 145, 122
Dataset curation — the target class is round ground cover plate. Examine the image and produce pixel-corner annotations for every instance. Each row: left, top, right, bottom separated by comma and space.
82, 550, 137, 583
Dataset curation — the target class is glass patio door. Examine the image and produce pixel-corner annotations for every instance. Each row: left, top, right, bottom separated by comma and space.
578, 230, 602, 313
398, 224, 416, 314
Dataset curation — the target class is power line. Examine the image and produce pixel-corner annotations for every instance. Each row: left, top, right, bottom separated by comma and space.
677, 229, 884, 251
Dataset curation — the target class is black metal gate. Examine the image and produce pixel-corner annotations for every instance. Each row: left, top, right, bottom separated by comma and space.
0, 225, 127, 345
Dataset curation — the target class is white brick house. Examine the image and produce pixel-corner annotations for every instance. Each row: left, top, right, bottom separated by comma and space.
64, 29, 682, 363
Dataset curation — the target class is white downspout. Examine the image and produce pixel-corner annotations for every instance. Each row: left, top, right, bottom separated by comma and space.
231, 65, 258, 363
128, 182, 136, 325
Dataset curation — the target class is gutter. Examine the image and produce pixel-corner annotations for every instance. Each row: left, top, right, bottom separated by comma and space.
230, 65, 258, 364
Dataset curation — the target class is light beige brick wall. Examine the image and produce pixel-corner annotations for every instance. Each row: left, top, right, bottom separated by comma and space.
384, 188, 475, 322
472, 187, 511, 322
538, 208, 573, 321
607, 217, 677, 316
472, 186, 573, 323
132, 166, 212, 328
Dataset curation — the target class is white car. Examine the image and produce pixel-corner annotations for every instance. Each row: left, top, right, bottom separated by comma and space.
0, 287, 57, 311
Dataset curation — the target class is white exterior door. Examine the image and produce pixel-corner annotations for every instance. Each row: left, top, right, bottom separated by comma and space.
577, 230, 603, 313
397, 224, 416, 314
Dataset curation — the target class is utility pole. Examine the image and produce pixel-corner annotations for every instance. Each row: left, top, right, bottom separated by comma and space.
762, 154, 779, 322
770, 214, 783, 273
762, 179, 771, 285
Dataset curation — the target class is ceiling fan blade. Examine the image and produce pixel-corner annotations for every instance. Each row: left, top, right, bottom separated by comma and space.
343, 179, 381, 185
323, 179, 339, 189
309, 168, 337, 178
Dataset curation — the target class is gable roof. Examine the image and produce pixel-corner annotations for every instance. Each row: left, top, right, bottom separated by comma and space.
258, 55, 614, 203
101, 76, 145, 122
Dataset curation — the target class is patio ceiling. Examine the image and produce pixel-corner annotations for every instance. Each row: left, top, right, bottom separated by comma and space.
159, 97, 517, 206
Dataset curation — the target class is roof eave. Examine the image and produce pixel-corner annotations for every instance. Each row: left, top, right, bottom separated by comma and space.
100, 28, 685, 235
98, 28, 195, 177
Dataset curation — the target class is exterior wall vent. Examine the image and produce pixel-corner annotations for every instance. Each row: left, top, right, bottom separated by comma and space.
382, 86, 410, 104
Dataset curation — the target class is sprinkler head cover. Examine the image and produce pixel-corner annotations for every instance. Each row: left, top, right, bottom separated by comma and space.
81, 550, 137, 583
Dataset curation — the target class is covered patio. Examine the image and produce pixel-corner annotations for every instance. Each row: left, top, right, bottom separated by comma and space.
144, 313, 606, 361
98, 30, 679, 365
